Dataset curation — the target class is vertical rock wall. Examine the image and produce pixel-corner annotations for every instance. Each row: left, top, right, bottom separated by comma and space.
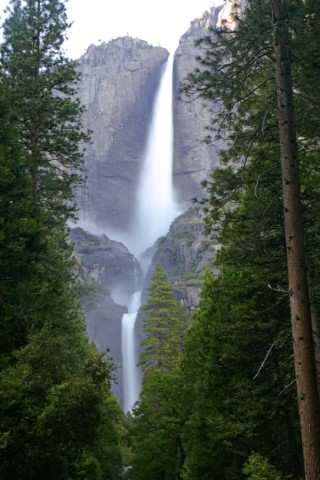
172, 5, 224, 206
76, 37, 169, 232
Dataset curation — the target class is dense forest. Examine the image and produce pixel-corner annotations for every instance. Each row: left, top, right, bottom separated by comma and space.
0, 0, 320, 479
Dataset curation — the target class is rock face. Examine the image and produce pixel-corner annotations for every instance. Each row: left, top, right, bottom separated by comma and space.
172, 5, 225, 206
142, 207, 220, 313
71, 6, 228, 407
216, 0, 245, 31
76, 38, 169, 232
71, 207, 219, 405
135, 207, 219, 364
70, 227, 143, 304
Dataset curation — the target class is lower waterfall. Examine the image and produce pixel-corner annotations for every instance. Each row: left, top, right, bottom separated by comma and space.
121, 291, 142, 412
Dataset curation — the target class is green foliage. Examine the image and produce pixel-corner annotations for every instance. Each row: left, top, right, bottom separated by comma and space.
131, 266, 188, 479
0, 325, 123, 479
176, 2, 320, 477
139, 265, 188, 374
1, 0, 89, 222
73, 282, 106, 309
243, 453, 282, 480
131, 370, 184, 480
0, 0, 89, 357
0, 1, 124, 477
180, 261, 302, 479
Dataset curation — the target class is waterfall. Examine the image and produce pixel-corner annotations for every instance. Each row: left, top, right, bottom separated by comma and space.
131, 53, 180, 257
122, 291, 142, 412
121, 54, 180, 411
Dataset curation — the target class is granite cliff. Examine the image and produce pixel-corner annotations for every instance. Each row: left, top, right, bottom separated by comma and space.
76, 37, 168, 232
172, 4, 224, 205
141, 207, 219, 311
70, 227, 143, 404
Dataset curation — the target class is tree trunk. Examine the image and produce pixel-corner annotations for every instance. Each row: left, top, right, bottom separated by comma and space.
307, 263, 320, 397
271, 344, 303, 476
272, 0, 320, 477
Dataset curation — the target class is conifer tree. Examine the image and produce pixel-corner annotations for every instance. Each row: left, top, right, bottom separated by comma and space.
0, 0, 89, 353
1, 0, 88, 222
131, 265, 187, 479
272, 1, 320, 475
139, 264, 187, 374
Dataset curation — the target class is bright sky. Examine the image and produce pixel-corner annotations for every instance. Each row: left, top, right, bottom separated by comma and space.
0, 0, 224, 58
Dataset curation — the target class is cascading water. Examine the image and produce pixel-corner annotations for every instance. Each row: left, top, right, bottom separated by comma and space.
122, 291, 141, 412
121, 53, 180, 412
130, 53, 180, 257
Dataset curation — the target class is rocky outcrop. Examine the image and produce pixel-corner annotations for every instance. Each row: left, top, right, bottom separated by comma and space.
216, 0, 245, 31
76, 38, 169, 231
172, 5, 225, 206
142, 207, 220, 313
70, 227, 143, 304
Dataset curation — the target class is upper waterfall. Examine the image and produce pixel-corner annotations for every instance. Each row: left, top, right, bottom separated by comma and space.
131, 54, 180, 257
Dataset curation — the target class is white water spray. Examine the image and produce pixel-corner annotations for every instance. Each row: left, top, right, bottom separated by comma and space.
131, 53, 180, 256
122, 291, 141, 412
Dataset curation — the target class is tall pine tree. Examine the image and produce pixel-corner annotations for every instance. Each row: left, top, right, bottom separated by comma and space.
131, 266, 187, 480
1, 0, 88, 223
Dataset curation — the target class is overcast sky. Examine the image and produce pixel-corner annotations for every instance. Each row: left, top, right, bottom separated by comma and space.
0, 0, 224, 58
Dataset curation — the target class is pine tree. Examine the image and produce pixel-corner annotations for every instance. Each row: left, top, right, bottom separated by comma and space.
0, 2, 124, 477
180, 207, 303, 479
139, 264, 187, 374
0, 0, 90, 354
272, 1, 320, 476
1, 0, 89, 223
131, 265, 187, 479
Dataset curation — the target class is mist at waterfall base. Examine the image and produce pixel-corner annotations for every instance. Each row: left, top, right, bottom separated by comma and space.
75, 54, 181, 412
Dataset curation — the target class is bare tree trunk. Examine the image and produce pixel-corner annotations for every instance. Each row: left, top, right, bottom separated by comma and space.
307, 265, 320, 397
272, 0, 320, 477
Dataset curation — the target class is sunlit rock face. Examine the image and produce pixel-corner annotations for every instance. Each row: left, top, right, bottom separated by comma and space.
173, 5, 225, 207
76, 38, 168, 231
216, 0, 245, 31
